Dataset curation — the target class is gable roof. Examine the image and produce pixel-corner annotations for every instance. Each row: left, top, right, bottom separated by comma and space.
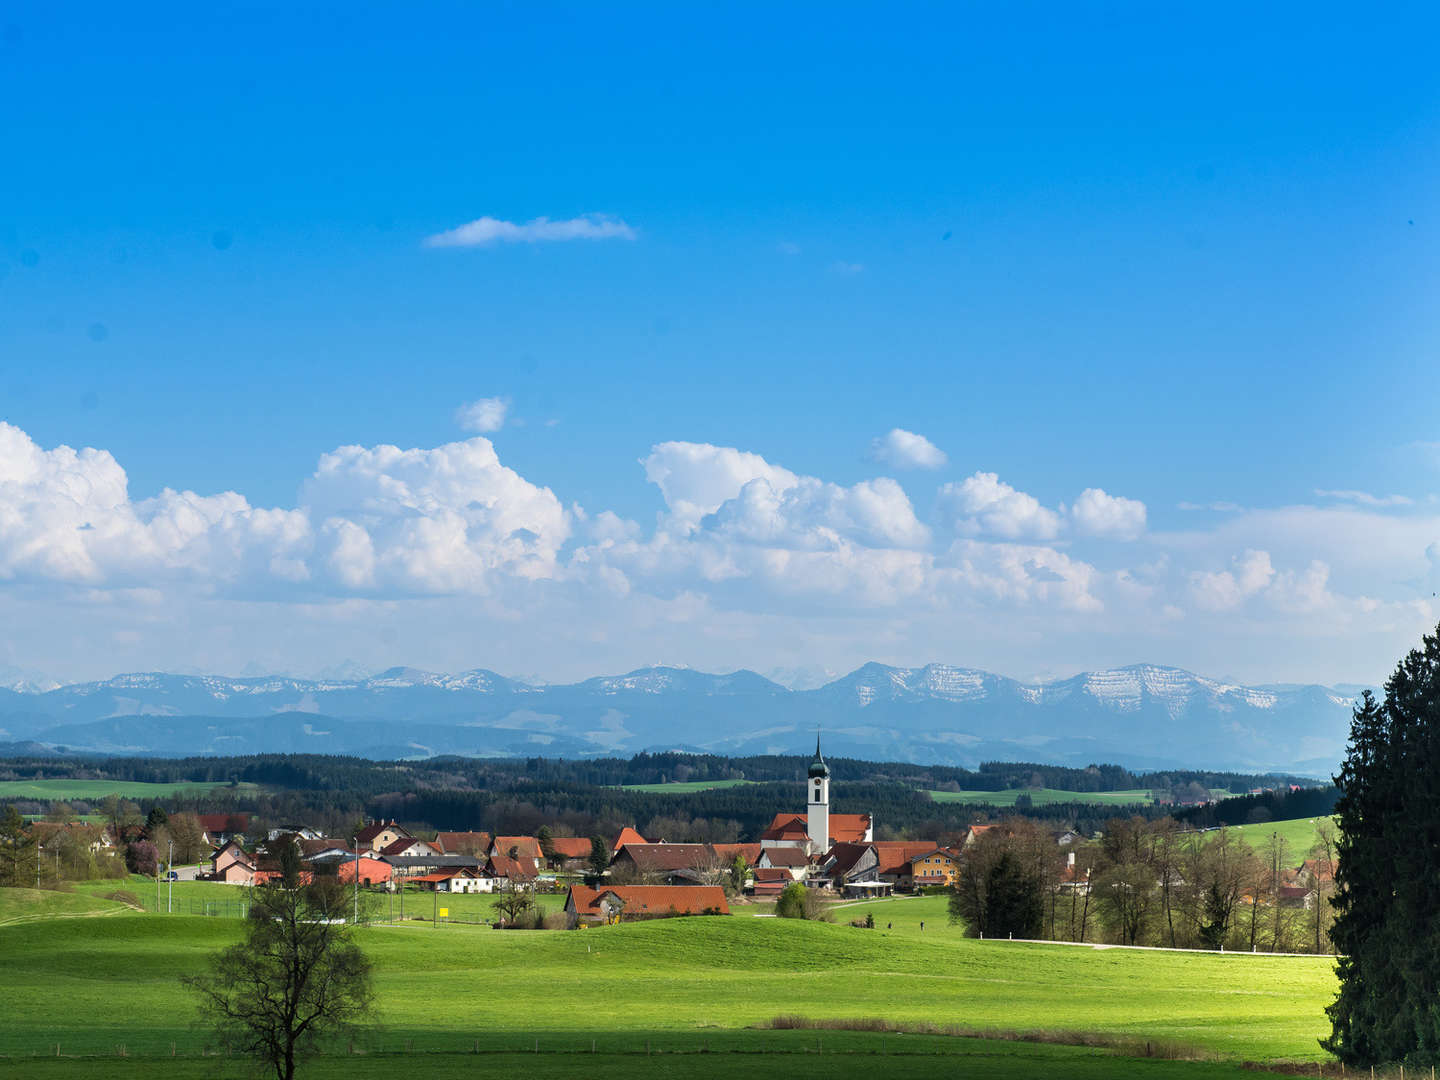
566, 884, 730, 917
759, 846, 810, 867
381, 837, 438, 857
356, 820, 410, 845
760, 812, 871, 845
547, 836, 593, 859
491, 836, 543, 860
909, 847, 959, 865
822, 842, 875, 881
753, 867, 792, 883
712, 843, 763, 865
614, 843, 716, 873
197, 813, 251, 836
612, 827, 648, 853
486, 854, 539, 881
434, 831, 491, 855
871, 842, 937, 877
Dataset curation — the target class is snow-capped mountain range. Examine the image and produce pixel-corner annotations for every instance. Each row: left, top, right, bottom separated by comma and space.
0, 662, 1363, 775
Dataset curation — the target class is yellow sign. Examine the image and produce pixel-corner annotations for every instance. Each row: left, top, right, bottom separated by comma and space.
438, 908, 449, 918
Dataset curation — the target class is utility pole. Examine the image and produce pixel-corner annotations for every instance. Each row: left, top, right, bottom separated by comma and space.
167, 840, 174, 914
353, 838, 359, 925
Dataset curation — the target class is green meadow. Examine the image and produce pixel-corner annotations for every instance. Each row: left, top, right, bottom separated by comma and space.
927, 787, 1158, 806
0, 778, 255, 800
1222, 816, 1335, 857
0, 888, 1338, 1079
617, 778, 756, 793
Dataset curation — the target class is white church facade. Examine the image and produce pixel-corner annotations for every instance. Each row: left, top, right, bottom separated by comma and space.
760, 736, 874, 856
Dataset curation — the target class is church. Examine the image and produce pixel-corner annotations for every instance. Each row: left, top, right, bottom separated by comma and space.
759, 736, 874, 856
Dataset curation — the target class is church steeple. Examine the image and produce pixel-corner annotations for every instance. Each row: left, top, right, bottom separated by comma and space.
808, 732, 830, 779
806, 730, 830, 854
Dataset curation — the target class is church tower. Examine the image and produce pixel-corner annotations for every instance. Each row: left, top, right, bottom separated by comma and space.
807, 734, 830, 854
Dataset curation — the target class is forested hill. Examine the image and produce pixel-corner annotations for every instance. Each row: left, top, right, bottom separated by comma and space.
0, 751, 1327, 844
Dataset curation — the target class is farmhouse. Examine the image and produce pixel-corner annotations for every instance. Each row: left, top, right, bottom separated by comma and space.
489, 836, 543, 861
755, 845, 810, 881
611, 826, 648, 857
381, 837, 441, 859
334, 855, 392, 886
434, 831, 492, 856
545, 836, 594, 870
609, 842, 718, 884
909, 847, 960, 888
209, 841, 256, 885
564, 884, 729, 927
197, 813, 251, 846
356, 820, 411, 853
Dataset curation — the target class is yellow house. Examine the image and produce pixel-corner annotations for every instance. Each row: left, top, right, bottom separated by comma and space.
909, 847, 960, 888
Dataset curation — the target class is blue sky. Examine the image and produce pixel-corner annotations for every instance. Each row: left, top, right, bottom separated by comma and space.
2, 4, 1438, 687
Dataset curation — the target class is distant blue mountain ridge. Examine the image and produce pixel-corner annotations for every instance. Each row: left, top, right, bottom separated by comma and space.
0, 662, 1364, 775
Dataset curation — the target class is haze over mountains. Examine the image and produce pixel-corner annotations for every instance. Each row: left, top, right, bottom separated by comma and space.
0, 662, 1361, 775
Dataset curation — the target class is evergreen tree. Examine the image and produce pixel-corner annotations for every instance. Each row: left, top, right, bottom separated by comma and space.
1324, 626, 1440, 1066
0, 805, 39, 887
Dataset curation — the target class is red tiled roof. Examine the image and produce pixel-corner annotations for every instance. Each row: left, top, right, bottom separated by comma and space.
753, 868, 791, 882
871, 842, 937, 877
760, 812, 871, 844
712, 843, 762, 865
197, 813, 251, 835
486, 854, 538, 881
547, 837, 593, 859
612, 827, 648, 853
613, 843, 715, 873
566, 884, 730, 917
434, 831, 491, 855
491, 836, 543, 860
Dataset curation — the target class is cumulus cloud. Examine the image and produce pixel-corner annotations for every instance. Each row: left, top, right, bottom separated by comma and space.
1, 419, 1429, 687
1071, 487, 1147, 540
455, 397, 509, 433
641, 442, 800, 531
1188, 549, 1276, 611
869, 428, 948, 470
423, 214, 636, 249
936, 472, 1063, 540
302, 438, 569, 593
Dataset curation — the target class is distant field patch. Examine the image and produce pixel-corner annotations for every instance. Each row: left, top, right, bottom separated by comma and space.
926, 787, 1156, 807
0, 779, 252, 801
618, 779, 755, 793
1215, 816, 1336, 857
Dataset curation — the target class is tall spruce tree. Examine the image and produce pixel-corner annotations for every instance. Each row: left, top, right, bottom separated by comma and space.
1324, 627, 1440, 1065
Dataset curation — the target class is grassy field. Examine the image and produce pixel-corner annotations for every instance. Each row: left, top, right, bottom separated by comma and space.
618, 779, 755, 793
0, 887, 134, 926
0, 888, 1338, 1076
1221, 816, 1336, 858
927, 787, 1159, 806
0, 779, 255, 801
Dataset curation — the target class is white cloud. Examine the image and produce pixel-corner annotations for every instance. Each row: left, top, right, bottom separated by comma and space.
1071, 487, 1147, 540
1, 419, 1431, 688
423, 214, 636, 249
1188, 549, 1275, 611
1314, 489, 1414, 508
869, 428, 948, 470
641, 441, 800, 531
936, 472, 1063, 540
455, 397, 510, 433
301, 438, 569, 593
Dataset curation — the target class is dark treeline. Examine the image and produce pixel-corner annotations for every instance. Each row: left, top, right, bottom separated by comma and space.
0, 750, 1325, 845
0, 750, 1309, 799
1174, 784, 1339, 829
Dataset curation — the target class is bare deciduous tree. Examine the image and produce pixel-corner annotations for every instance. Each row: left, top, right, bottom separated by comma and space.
183, 880, 374, 1080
